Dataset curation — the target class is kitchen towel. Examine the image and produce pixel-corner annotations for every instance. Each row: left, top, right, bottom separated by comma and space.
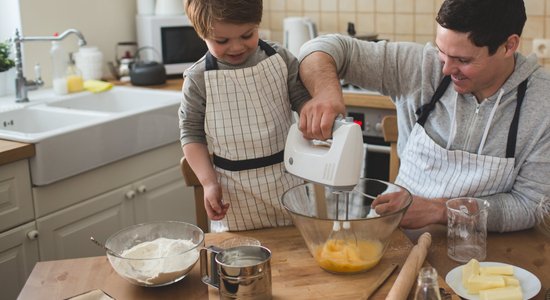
83, 80, 112, 93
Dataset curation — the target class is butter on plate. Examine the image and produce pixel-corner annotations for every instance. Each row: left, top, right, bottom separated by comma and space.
461, 258, 522, 300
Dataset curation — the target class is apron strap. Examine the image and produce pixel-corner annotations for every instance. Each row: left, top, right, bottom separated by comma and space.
205, 52, 218, 71
414, 75, 528, 158
205, 39, 276, 71
213, 150, 284, 171
416, 76, 452, 126
258, 39, 277, 56
506, 78, 528, 158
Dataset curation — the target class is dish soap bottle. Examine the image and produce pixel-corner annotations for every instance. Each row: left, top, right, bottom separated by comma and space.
413, 267, 442, 300
66, 52, 84, 93
50, 33, 68, 95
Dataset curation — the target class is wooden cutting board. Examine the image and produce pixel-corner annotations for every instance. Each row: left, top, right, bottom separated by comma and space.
204, 226, 456, 299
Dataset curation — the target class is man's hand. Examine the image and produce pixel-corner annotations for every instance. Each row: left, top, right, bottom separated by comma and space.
372, 194, 448, 229
299, 52, 346, 140
298, 93, 345, 140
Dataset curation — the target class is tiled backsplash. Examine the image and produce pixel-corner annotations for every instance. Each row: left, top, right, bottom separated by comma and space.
261, 0, 550, 69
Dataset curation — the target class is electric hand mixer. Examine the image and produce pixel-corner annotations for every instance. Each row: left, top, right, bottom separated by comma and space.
284, 117, 365, 245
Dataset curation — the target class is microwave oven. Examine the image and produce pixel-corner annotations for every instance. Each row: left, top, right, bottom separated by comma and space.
136, 15, 208, 76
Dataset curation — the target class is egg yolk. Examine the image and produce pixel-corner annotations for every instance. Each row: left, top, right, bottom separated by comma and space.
314, 239, 384, 273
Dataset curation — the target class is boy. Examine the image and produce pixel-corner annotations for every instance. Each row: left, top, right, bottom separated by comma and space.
179, 0, 310, 231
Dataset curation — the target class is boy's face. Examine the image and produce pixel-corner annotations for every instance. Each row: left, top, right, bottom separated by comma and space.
204, 21, 259, 65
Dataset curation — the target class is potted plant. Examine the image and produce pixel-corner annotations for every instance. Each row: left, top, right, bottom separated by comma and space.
0, 39, 15, 96
0, 39, 15, 72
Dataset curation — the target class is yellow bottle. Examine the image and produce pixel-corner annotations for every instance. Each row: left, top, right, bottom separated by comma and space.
66, 52, 84, 93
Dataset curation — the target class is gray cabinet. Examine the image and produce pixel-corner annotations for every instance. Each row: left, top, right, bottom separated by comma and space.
34, 142, 195, 261
0, 142, 195, 297
0, 160, 38, 299
0, 222, 40, 300
36, 185, 135, 260
0, 160, 34, 232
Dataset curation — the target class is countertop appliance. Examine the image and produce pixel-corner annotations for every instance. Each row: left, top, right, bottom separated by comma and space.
136, 15, 208, 76
283, 17, 317, 57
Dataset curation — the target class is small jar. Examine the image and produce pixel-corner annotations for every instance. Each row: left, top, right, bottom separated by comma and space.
74, 46, 104, 81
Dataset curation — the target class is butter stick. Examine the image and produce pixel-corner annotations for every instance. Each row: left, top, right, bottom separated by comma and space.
479, 286, 523, 300
467, 274, 506, 294
480, 265, 514, 276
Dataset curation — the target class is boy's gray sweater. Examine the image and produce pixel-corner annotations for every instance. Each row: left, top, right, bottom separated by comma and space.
300, 34, 550, 232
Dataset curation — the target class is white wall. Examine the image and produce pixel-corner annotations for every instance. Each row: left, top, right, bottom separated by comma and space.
16, 0, 137, 88
0, 0, 21, 41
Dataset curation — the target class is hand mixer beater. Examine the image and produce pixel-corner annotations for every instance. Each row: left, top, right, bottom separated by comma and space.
330, 190, 356, 245
284, 117, 365, 246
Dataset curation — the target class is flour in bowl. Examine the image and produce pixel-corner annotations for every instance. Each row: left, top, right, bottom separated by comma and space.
112, 237, 199, 286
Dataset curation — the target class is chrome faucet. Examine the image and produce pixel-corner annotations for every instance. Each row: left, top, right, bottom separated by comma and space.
13, 28, 87, 103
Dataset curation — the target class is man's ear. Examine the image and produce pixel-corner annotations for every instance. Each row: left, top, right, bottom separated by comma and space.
504, 34, 520, 55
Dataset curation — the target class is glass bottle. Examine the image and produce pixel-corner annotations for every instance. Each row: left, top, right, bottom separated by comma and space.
413, 267, 442, 300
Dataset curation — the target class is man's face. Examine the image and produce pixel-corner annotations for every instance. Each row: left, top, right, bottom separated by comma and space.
204, 21, 259, 66
435, 25, 511, 100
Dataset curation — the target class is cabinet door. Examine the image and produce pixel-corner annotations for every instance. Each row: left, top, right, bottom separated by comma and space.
0, 160, 34, 232
36, 186, 135, 261
0, 222, 40, 300
133, 165, 196, 225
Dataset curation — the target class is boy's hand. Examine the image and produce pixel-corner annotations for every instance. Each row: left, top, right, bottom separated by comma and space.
203, 182, 229, 220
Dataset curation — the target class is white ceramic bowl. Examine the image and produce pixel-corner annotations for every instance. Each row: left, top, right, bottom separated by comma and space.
105, 221, 204, 287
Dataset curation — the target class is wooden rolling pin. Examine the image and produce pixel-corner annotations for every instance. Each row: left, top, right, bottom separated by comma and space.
386, 232, 432, 300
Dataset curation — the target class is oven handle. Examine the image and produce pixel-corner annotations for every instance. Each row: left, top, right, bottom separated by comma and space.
365, 143, 391, 154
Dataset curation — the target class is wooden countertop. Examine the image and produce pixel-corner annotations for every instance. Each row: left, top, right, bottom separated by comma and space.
19, 225, 550, 299
406, 225, 550, 299
0, 140, 35, 166
18, 226, 457, 300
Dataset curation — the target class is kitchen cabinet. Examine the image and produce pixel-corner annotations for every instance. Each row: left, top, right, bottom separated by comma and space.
0, 159, 38, 300
0, 222, 40, 300
0, 160, 34, 232
33, 142, 195, 261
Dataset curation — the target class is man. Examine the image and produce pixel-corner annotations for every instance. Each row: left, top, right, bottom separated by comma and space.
297, 0, 550, 232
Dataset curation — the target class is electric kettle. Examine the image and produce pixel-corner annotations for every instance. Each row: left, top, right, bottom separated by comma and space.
283, 17, 318, 57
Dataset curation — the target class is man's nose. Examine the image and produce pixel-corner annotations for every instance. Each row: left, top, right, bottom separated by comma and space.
441, 58, 456, 75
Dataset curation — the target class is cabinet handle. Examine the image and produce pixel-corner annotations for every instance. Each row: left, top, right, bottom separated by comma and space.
125, 190, 136, 199
137, 185, 147, 194
27, 230, 39, 240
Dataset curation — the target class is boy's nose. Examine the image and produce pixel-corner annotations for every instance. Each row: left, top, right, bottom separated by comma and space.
228, 41, 245, 52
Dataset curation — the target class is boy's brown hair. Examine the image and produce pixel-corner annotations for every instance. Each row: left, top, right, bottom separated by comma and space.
184, 0, 263, 39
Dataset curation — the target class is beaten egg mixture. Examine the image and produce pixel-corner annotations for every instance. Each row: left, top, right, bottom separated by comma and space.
314, 238, 384, 273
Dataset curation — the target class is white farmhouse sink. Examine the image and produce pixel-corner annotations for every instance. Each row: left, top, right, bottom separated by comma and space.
0, 106, 107, 137
0, 86, 181, 185
45, 88, 180, 113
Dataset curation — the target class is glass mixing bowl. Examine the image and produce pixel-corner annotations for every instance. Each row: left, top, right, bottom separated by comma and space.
281, 178, 412, 274
105, 221, 204, 287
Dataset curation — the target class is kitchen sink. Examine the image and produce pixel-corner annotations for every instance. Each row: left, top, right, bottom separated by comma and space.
0, 106, 107, 136
45, 88, 180, 113
0, 86, 181, 185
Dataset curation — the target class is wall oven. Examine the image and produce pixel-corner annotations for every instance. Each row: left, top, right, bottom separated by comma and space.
345, 95, 396, 182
